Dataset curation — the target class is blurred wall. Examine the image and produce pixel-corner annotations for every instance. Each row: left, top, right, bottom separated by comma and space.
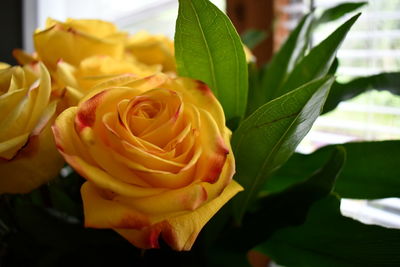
227, 0, 274, 66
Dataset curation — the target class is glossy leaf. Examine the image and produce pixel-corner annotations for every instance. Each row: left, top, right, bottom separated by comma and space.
264, 141, 400, 199
328, 57, 339, 75
323, 72, 400, 114
316, 2, 367, 25
223, 147, 345, 252
248, 14, 314, 114
276, 13, 360, 97
257, 195, 400, 267
232, 76, 334, 222
246, 62, 263, 116
175, 0, 248, 122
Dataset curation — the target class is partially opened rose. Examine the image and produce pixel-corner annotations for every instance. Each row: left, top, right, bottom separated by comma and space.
53, 73, 242, 250
55, 55, 161, 105
0, 63, 64, 194
34, 18, 127, 70
126, 31, 176, 72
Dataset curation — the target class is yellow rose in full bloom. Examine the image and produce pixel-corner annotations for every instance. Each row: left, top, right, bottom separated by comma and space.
0, 63, 64, 194
126, 31, 176, 72
34, 18, 127, 70
55, 55, 162, 105
53, 73, 242, 250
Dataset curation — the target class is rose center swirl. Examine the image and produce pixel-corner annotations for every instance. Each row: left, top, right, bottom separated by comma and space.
100, 88, 199, 188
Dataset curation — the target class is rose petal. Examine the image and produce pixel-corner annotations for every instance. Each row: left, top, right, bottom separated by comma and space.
67, 155, 167, 197
114, 182, 208, 216
115, 181, 243, 250
52, 107, 96, 164
166, 78, 226, 134
81, 182, 150, 229
0, 123, 64, 194
34, 19, 125, 69
0, 133, 30, 160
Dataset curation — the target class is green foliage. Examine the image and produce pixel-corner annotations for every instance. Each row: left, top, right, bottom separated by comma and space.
316, 2, 367, 25
175, 0, 248, 125
277, 13, 360, 97
257, 195, 400, 267
248, 12, 360, 115
264, 141, 400, 199
323, 72, 400, 114
248, 14, 314, 114
232, 76, 334, 223
222, 147, 345, 252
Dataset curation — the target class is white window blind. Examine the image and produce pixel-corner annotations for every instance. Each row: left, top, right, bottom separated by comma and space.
304, 0, 400, 229
297, 0, 400, 152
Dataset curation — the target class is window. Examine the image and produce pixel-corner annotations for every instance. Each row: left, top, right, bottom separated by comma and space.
22, 0, 225, 52
298, 0, 400, 153
303, 0, 400, 229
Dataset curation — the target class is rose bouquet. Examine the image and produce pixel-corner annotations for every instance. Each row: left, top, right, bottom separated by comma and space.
1, 1, 400, 266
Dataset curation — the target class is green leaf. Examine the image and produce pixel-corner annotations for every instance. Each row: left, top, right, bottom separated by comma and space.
222, 147, 345, 252
328, 57, 339, 75
316, 2, 367, 25
323, 72, 400, 114
257, 195, 400, 267
248, 14, 314, 114
241, 29, 267, 49
48, 185, 82, 218
207, 246, 252, 267
232, 76, 334, 222
276, 13, 360, 98
246, 62, 263, 116
264, 141, 400, 199
175, 0, 248, 122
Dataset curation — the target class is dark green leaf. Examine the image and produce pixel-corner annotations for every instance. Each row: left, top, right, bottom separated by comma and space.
276, 13, 360, 98
328, 57, 339, 75
316, 2, 367, 25
232, 76, 334, 222
323, 72, 400, 114
207, 246, 251, 267
257, 195, 400, 267
48, 186, 82, 218
223, 147, 345, 252
48, 170, 85, 218
246, 62, 263, 117
248, 14, 314, 114
241, 29, 267, 49
175, 0, 248, 121
264, 141, 400, 199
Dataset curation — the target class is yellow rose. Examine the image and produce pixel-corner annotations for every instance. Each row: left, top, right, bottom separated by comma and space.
53, 73, 242, 250
55, 55, 162, 105
0, 63, 64, 194
34, 18, 127, 70
126, 31, 176, 72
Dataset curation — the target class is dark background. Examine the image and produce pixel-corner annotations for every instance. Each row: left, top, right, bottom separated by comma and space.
0, 0, 22, 65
